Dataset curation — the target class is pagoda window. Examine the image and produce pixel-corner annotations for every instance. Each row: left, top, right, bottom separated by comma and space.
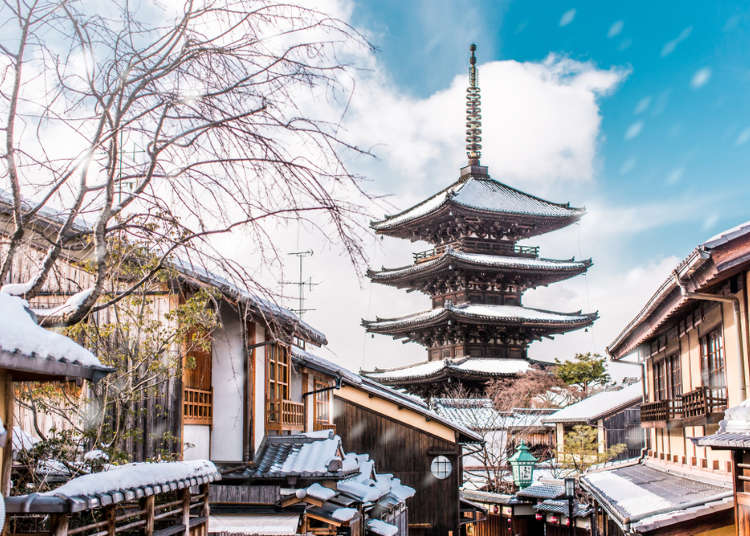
701, 328, 726, 399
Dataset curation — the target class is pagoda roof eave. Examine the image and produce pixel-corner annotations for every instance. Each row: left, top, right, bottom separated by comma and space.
361, 357, 533, 384
362, 303, 598, 335
371, 176, 584, 233
367, 250, 592, 283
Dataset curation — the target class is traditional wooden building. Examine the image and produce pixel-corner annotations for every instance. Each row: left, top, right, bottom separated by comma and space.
327, 363, 482, 536
543, 382, 644, 464
361, 45, 596, 396
0, 293, 112, 495
582, 221, 750, 535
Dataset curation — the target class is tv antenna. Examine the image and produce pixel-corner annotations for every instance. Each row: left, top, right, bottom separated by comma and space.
279, 250, 319, 318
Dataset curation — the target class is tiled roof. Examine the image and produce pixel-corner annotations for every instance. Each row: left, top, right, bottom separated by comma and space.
291, 346, 362, 386
694, 432, 750, 449
542, 383, 642, 424
364, 303, 597, 331
371, 176, 583, 231
369, 249, 590, 281
516, 483, 565, 500
432, 399, 556, 432
253, 431, 358, 479
581, 460, 732, 532
365, 358, 531, 383
460, 489, 515, 505
534, 499, 591, 517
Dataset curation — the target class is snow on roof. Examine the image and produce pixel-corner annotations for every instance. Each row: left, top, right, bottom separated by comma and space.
703, 219, 750, 249
365, 303, 596, 331
348, 375, 483, 442
0, 294, 110, 380
367, 518, 399, 536
13, 427, 39, 451
305, 482, 337, 501
433, 398, 503, 429
291, 346, 362, 385
209, 514, 300, 535
542, 383, 642, 424
43, 460, 219, 499
172, 258, 327, 346
372, 176, 582, 231
581, 461, 732, 531
370, 249, 590, 280
365, 358, 531, 383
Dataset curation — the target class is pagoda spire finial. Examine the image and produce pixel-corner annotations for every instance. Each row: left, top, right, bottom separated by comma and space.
466, 43, 482, 165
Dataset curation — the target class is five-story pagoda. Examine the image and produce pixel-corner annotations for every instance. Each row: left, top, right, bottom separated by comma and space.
362, 45, 597, 396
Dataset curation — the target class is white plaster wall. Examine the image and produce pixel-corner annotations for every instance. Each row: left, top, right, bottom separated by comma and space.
305, 374, 314, 432
210, 308, 245, 461
253, 322, 266, 454
183, 425, 210, 460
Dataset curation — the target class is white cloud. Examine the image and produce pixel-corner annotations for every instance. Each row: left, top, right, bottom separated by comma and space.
691, 67, 712, 89
736, 127, 750, 146
560, 9, 576, 27
608, 20, 624, 38
661, 26, 692, 57
618, 38, 633, 51
625, 121, 643, 140
703, 213, 719, 230
634, 96, 651, 114
619, 157, 636, 175
666, 167, 684, 185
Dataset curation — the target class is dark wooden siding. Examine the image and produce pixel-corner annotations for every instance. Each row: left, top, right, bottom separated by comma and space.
334, 396, 460, 536
603, 405, 643, 460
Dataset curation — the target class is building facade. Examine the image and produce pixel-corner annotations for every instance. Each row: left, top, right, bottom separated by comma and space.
582, 221, 750, 535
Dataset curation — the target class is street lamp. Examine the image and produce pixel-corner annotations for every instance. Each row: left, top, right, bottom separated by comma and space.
564, 477, 576, 536
509, 441, 538, 489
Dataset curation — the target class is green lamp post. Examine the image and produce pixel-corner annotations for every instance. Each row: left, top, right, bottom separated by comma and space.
509, 441, 538, 489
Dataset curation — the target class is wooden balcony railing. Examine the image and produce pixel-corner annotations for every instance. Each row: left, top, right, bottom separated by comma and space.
314, 421, 336, 432
641, 387, 726, 424
413, 241, 540, 264
267, 399, 304, 431
682, 386, 727, 420
184, 387, 212, 425
641, 398, 683, 422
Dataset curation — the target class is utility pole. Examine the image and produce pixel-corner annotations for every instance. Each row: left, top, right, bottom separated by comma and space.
279, 250, 318, 318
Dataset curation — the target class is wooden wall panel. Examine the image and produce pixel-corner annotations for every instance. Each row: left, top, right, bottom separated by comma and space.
334, 397, 460, 536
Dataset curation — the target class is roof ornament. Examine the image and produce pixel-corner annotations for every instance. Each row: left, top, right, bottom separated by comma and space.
466, 43, 482, 165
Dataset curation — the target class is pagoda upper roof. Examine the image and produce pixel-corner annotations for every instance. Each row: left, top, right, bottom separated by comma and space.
368, 248, 591, 283
371, 171, 584, 234
363, 302, 597, 333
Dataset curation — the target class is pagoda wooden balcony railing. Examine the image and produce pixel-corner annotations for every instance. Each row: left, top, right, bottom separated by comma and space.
183, 386, 213, 425
267, 399, 304, 431
413, 241, 540, 264
314, 420, 336, 432
682, 386, 727, 421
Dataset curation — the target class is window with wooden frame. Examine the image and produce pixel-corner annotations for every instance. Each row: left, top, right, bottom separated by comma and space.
654, 359, 667, 401
267, 343, 290, 401
701, 328, 726, 398
183, 330, 212, 426
314, 380, 330, 425
667, 353, 681, 398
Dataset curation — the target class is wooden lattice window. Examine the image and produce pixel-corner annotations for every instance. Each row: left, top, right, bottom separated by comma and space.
701, 328, 726, 399
654, 359, 667, 401
268, 344, 290, 401
314, 380, 330, 424
668, 353, 682, 398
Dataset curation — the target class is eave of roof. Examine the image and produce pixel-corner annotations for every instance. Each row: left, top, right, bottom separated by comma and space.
362, 357, 531, 384
363, 303, 597, 333
368, 249, 591, 282
371, 175, 584, 232
542, 383, 642, 424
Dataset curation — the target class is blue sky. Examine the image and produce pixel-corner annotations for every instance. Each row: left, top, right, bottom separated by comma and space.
266, 1, 750, 369
349, 0, 750, 259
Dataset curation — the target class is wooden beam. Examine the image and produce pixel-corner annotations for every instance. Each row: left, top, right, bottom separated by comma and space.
2, 374, 13, 495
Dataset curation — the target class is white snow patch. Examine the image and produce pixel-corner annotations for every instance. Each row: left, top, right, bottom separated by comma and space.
584, 470, 672, 517
43, 459, 217, 497
12, 427, 39, 451
367, 519, 399, 536
0, 294, 103, 368
331, 507, 358, 522
33, 288, 94, 318
305, 483, 336, 501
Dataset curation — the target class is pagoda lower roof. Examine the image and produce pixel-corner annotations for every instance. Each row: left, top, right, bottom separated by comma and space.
362, 357, 533, 384
371, 174, 583, 233
368, 249, 591, 282
363, 303, 597, 333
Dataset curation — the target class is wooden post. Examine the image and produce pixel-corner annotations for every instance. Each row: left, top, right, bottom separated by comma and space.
200, 483, 210, 518
106, 505, 116, 536
2, 375, 14, 495
182, 487, 191, 536
49, 514, 69, 536
143, 495, 155, 536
